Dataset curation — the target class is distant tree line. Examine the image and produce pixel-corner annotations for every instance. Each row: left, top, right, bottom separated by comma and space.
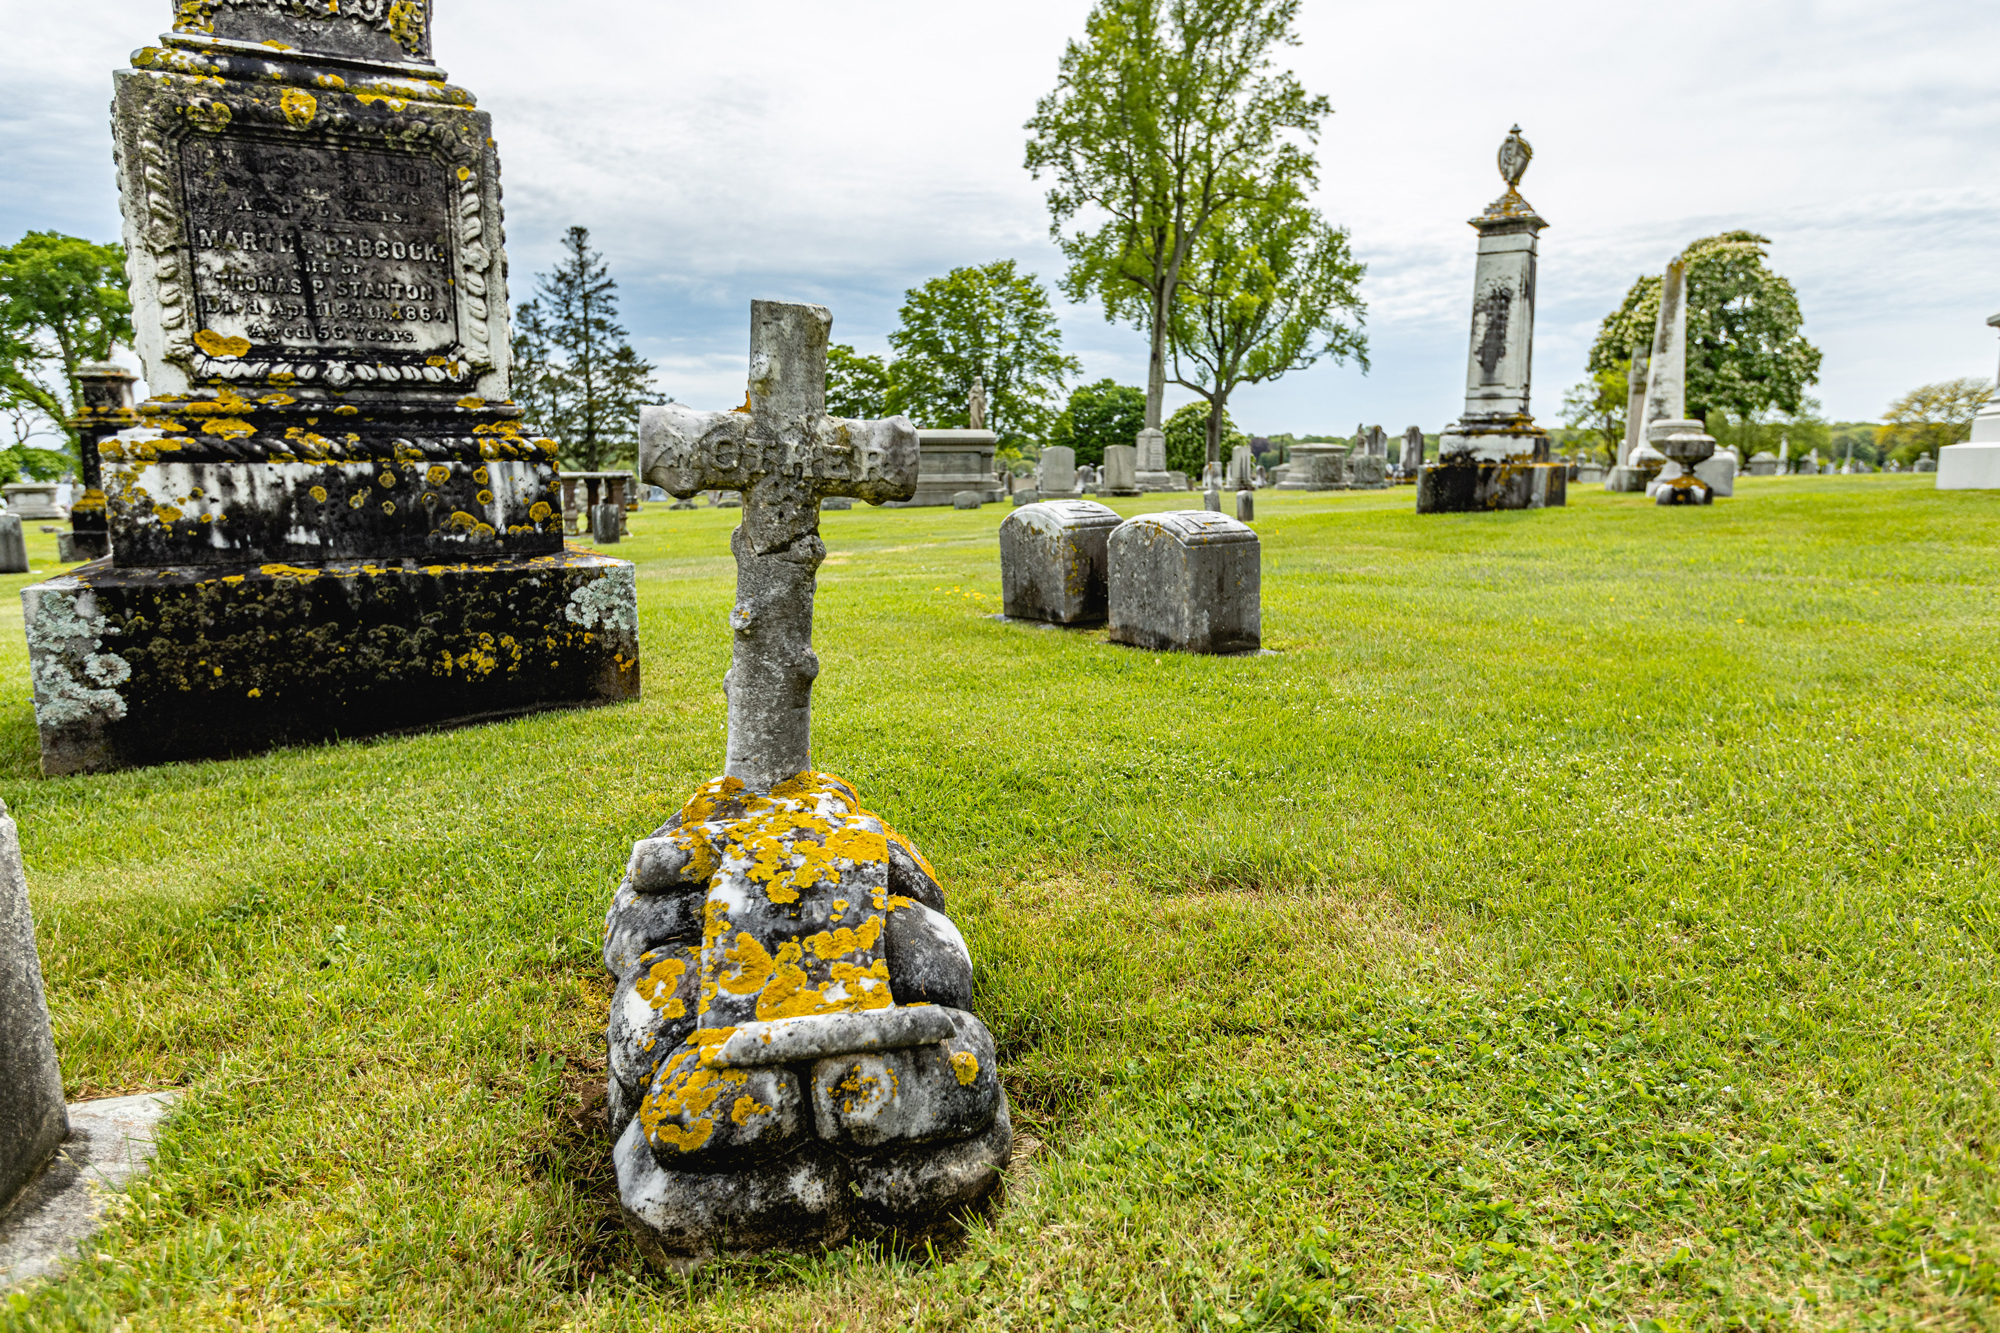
0, 231, 133, 483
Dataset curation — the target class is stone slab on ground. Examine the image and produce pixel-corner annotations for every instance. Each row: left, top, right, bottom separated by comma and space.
999, 499, 1120, 625
0, 1093, 176, 1290
22, 550, 640, 775
1107, 511, 1261, 655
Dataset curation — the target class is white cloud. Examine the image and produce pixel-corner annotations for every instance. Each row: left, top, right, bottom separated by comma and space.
4, 0, 1996, 432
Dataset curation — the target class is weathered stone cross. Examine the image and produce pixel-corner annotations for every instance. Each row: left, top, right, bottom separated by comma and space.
639, 301, 919, 792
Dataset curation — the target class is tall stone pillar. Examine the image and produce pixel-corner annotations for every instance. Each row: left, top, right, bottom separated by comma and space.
1416, 127, 1565, 514
1618, 351, 1649, 468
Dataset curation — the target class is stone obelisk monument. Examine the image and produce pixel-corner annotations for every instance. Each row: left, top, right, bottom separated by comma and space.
1417, 126, 1566, 513
21, 0, 639, 774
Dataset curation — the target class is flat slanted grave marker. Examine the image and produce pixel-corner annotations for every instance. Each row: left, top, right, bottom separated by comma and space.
602, 301, 1013, 1267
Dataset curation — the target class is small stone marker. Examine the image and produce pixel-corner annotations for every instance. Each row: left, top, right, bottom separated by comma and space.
1236, 490, 1255, 521
592, 504, 623, 544
1039, 446, 1077, 495
952, 491, 984, 510
1203, 489, 1222, 512
1107, 511, 1261, 655
1102, 444, 1139, 495
999, 499, 1121, 624
0, 799, 66, 1215
0, 517, 26, 576
618, 302, 1011, 1264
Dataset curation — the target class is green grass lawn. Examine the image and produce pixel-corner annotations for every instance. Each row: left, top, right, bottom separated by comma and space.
1, 475, 1995, 1331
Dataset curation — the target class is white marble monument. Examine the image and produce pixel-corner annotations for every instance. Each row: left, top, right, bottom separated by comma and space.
1937, 311, 2000, 489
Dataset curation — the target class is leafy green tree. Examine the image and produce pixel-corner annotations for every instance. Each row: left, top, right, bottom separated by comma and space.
1876, 378, 1992, 464
514, 226, 655, 472
827, 344, 892, 420
1051, 379, 1147, 466
1163, 400, 1241, 476
885, 260, 1080, 455
0, 232, 134, 470
1560, 365, 1627, 460
1166, 189, 1366, 469
1588, 232, 1821, 425
1025, 0, 1329, 431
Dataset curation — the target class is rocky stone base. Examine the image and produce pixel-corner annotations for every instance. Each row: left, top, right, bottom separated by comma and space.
605, 773, 1012, 1266
22, 547, 639, 775
1416, 461, 1567, 513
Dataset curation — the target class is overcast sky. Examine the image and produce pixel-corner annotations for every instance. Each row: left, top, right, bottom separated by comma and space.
5, 0, 1997, 433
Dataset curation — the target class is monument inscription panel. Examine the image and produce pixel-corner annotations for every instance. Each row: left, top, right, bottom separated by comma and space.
180, 130, 459, 360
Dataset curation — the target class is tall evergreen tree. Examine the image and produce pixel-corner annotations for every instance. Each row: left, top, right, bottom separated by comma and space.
513, 227, 654, 471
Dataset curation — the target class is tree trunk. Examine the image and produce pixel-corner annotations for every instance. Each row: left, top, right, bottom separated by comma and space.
1207, 398, 1224, 469
1145, 291, 1169, 430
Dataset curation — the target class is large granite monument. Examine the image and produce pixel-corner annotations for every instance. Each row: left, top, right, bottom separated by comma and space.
616, 302, 1010, 1266
1417, 127, 1566, 513
20, 0, 638, 776
1938, 311, 2000, 489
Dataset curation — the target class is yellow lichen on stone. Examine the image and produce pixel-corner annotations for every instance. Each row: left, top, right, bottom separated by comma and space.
309, 486, 328, 503
194, 329, 252, 359
636, 954, 688, 1017
279, 88, 318, 129
729, 1095, 772, 1126
202, 418, 255, 440
951, 1051, 979, 1086
426, 465, 450, 486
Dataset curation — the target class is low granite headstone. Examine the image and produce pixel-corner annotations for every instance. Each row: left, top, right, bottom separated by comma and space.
999, 499, 1121, 624
1203, 489, 1222, 512
1107, 511, 1261, 655
953, 491, 984, 510
1236, 490, 1254, 521
820, 497, 854, 511
2, 487, 63, 522
0, 516, 26, 576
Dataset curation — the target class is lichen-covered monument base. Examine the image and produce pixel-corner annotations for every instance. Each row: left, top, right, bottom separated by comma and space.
1416, 447, 1568, 513
604, 773, 1011, 1268
21, 549, 638, 775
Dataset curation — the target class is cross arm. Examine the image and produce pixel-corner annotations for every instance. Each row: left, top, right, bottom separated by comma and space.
638, 406, 922, 506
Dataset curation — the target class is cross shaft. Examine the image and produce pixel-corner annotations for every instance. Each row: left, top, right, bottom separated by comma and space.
639, 301, 919, 791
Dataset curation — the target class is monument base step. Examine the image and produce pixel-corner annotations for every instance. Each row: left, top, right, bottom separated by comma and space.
55, 532, 109, 564
1936, 442, 2000, 489
1603, 465, 1658, 493
1134, 471, 1178, 492
22, 547, 640, 775
1416, 462, 1567, 514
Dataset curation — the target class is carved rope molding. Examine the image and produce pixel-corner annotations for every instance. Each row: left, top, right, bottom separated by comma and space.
173, 0, 432, 59
134, 81, 498, 389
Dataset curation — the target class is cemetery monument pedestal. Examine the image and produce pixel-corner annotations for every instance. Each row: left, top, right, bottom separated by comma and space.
1419, 127, 1566, 514
1938, 311, 2000, 489
618, 302, 1010, 1266
899, 430, 1005, 507
21, 0, 638, 776
1276, 442, 1346, 490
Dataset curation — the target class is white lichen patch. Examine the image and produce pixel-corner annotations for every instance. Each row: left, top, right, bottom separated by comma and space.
565, 564, 638, 634
24, 584, 132, 727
